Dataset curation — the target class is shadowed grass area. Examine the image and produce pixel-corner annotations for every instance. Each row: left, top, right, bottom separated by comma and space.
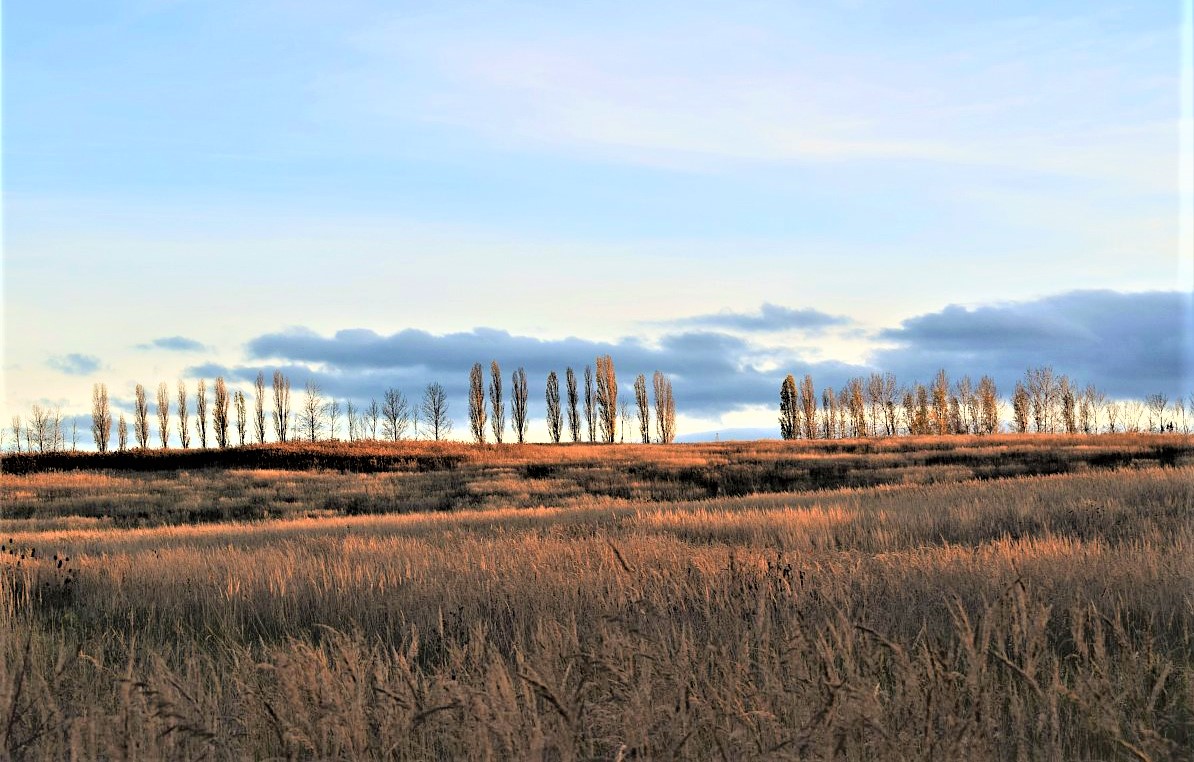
1, 440, 1192, 759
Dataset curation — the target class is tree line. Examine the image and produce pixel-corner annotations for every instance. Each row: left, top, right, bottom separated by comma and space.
777, 366, 1192, 439
465, 356, 675, 445
5, 356, 678, 452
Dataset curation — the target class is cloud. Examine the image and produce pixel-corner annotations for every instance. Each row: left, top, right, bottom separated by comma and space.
138, 336, 207, 352
669, 303, 852, 333
872, 290, 1194, 398
46, 353, 101, 376
189, 289, 1191, 431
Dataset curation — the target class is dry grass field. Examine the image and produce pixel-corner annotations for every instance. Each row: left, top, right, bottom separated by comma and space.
2, 435, 1193, 760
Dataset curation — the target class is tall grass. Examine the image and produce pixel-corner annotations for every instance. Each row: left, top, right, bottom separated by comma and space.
1, 444, 1192, 759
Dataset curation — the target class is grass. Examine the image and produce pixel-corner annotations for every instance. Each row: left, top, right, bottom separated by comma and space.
1, 435, 1192, 759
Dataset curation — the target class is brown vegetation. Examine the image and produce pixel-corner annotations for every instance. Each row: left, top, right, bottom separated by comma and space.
2, 437, 1192, 759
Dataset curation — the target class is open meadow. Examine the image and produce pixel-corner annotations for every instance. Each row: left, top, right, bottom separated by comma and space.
2, 435, 1193, 760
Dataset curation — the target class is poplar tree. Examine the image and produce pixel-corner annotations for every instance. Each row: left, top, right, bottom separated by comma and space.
779, 374, 799, 440
595, 355, 617, 443
195, 379, 208, 447
511, 367, 529, 443
652, 371, 676, 444
634, 374, 650, 443
468, 362, 487, 444
156, 382, 171, 448
565, 367, 581, 442
253, 372, 267, 444
545, 371, 562, 443
213, 377, 230, 448
489, 361, 505, 444
177, 381, 191, 448
799, 375, 817, 439
272, 371, 291, 442
91, 383, 112, 453
133, 384, 150, 448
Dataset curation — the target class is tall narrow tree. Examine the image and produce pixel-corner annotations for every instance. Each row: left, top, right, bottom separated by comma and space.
235, 390, 247, 446
213, 377, 230, 448
595, 355, 617, 443
584, 365, 596, 442
327, 399, 341, 440
779, 374, 799, 440
177, 381, 191, 448
634, 373, 650, 443
132, 384, 150, 448
272, 371, 291, 443
545, 371, 562, 443
511, 367, 529, 443
253, 372, 267, 444
931, 369, 950, 435
156, 382, 170, 448
978, 376, 999, 434
1012, 382, 1030, 434
799, 375, 817, 439
90, 382, 112, 453
117, 414, 129, 452
468, 363, 487, 444
652, 371, 676, 444
565, 367, 581, 442
821, 387, 835, 439
195, 379, 209, 447
489, 361, 505, 444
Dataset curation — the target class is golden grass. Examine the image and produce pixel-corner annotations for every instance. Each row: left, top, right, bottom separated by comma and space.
1, 441, 1192, 759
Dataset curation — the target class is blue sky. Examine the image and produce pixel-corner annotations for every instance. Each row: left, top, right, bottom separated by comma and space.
4, 1, 1192, 440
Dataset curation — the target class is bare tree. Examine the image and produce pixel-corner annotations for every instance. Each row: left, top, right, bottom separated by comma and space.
779, 374, 799, 440
511, 367, 529, 443
253, 372, 267, 444
365, 398, 381, 440
195, 379, 209, 447
879, 373, 899, 436
799, 375, 817, 439
849, 378, 867, 438
930, 369, 950, 435
634, 373, 650, 443
545, 371, 562, 443
272, 371, 291, 443
235, 390, 248, 446
328, 399, 341, 440
299, 381, 327, 441
1145, 393, 1169, 432
91, 383, 112, 453
382, 388, 410, 441
213, 377, 230, 448
565, 367, 581, 442
421, 382, 452, 441
156, 382, 170, 448
1122, 399, 1145, 432
1105, 400, 1121, 433
652, 371, 676, 444
595, 355, 617, 444
9, 416, 21, 453
1012, 382, 1030, 434
28, 405, 51, 453
489, 361, 505, 444
177, 381, 191, 449
1061, 382, 1077, 434
70, 416, 78, 451
584, 365, 596, 442
978, 376, 999, 434
837, 387, 850, 438
346, 400, 359, 442
1025, 367, 1059, 433
1079, 384, 1104, 434
133, 384, 150, 448
619, 399, 630, 443
954, 376, 976, 435
821, 387, 835, 440
117, 414, 129, 452
468, 363, 487, 444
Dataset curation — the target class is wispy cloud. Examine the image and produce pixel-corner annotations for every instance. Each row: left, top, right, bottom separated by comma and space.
46, 353, 101, 376
667, 303, 852, 333
137, 336, 208, 352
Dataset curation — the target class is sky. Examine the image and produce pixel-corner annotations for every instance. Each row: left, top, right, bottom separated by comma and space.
3, 0, 1193, 442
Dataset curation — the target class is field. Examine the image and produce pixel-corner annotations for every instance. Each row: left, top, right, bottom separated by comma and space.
2, 435, 1193, 760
